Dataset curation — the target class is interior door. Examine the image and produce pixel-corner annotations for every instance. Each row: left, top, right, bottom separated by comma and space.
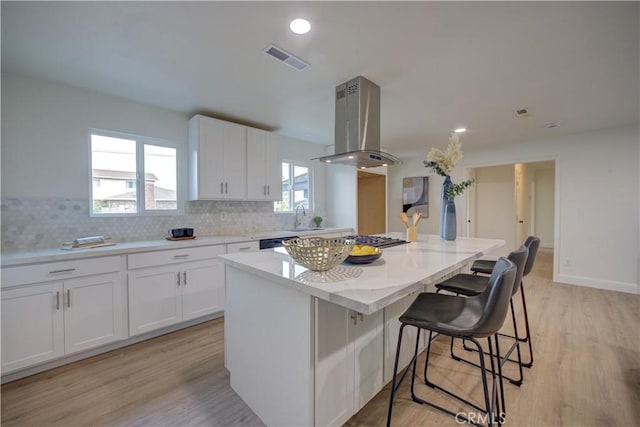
515, 163, 532, 245
472, 165, 516, 255
357, 171, 386, 235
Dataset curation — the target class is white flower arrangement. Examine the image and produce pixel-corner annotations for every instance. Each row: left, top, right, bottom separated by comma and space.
424, 132, 474, 199
424, 132, 463, 176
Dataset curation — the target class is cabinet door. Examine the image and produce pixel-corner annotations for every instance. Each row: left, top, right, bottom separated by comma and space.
1, 283, 64, 373
351, 310, 384, 411
247, 128, 267, 200
195, 116, 226, 199
222, 122, 247, 199
383, 290, 425, 384
315, 300, 354, 427
264, 132, 282, 201
63, 272, 122, 354
181, 258, 224, 321
128, 265, 181, 336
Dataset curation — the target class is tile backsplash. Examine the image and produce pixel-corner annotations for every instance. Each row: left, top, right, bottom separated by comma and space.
1, 198, 317, 252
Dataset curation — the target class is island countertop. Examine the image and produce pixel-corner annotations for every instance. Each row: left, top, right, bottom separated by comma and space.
219, 234, 504, 315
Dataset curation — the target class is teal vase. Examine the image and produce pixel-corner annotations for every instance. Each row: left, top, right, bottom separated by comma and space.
443, 198, 456, 241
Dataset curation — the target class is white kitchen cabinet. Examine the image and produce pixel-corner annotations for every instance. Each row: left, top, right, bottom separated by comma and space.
127, 245, 225, 336
383, 289, 426, 384
1, 256, 123, 373
226, 240, 260, 253
1, 283, 64, 373
314, 299, 383, 426
247, 128, 282, 201
189, 115, 247, 200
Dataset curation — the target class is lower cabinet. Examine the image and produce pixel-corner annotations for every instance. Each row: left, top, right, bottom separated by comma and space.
314, 299, 384, 426
383, 289, 426, 384
127, 245, 225, 337
1, 257, 123, 374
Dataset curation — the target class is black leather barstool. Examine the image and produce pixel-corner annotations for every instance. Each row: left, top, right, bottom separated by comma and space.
387, 258, 517, 427
435, 246, 528, 386
469, 236, 540, 368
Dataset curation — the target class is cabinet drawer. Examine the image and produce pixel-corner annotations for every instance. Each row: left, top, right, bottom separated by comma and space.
1, 256, 121, 288
128, 245, 225, 270
227, 241, 259, 253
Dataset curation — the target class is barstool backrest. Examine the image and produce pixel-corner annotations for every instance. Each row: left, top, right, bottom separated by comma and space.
523, 236, 541, 276
474, 257, 517, 337
508, 245, 528, 296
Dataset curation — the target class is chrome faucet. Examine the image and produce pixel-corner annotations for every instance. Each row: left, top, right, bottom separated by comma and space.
294, 204, 306, 229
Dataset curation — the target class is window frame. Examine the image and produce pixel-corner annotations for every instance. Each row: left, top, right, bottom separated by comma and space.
89, 128, 185, 217
275, 159, 313, 213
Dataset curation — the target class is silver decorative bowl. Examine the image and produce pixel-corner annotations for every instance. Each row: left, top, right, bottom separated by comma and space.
282, 237, 356, 271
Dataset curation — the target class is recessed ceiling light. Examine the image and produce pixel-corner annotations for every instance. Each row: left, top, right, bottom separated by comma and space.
290, 18, 311, 35
454, 127, 467, 133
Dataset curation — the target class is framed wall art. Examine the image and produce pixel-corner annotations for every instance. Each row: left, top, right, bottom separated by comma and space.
402, 176, 429, 217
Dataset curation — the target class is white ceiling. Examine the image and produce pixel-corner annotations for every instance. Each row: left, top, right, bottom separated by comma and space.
2, 1, 638, 155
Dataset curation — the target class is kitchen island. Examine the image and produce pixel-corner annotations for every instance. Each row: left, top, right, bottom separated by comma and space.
219, 234, 503, 426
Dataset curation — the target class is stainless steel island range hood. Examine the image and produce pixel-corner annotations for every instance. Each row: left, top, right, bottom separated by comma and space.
317, 76, 400, 168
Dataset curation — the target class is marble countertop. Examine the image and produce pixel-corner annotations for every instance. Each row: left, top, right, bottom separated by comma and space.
219, 234, 505, 314
0, 228, 353, 267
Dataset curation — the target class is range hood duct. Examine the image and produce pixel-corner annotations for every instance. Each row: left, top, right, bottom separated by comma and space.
317, 76, 400, 168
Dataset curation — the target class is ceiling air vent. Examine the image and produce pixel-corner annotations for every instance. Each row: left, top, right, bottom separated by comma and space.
264, 44, 309, 71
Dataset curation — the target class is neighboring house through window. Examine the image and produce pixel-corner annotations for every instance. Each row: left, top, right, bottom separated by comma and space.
275, 160, 312, 212
90, 130, 181, 215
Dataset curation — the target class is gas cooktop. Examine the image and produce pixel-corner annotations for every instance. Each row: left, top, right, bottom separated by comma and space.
345, 235, 409, 248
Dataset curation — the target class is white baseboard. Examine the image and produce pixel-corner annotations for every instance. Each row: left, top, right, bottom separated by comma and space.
556, 274, 639, 294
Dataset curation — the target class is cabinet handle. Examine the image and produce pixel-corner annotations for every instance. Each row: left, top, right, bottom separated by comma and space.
56, 292, 60, 310
267, 185, 270, 195
225, 182, 228, 194
221, 182, 224, 194
66, 290, 71, 308
263, 185, 266, 196
173, 254, 190, 259
350, 312, 357, 325
183, 271, 187, 285
238, 246, 251, 251
177, 272, 181, 286
49, 268, 76, 274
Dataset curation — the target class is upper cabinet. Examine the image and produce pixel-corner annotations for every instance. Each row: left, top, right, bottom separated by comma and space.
189, 115, 247, 200
247, 128, 282, 201
189, 115, 282, 201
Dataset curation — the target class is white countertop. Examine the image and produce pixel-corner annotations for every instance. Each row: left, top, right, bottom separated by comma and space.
0, 228, 353, 267
219, 234, 504, 314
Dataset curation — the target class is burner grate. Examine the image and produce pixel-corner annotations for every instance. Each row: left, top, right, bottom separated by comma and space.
345, 235, 408, 248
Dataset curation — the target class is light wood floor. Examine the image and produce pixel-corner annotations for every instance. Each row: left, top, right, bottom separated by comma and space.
2, 249, 639, 426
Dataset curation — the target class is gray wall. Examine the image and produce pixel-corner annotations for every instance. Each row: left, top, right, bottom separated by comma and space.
1, 72, 328, 251
388, 124, 639, 294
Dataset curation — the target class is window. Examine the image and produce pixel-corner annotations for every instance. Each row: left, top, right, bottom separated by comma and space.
90, 130, 181, 215
274, 160, 312, 212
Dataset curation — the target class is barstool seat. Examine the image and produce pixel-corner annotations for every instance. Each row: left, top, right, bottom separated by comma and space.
470, 258, 497, 275
387, 258, 518, 427
435, 245, 529, 386
469, 236, 540, 368
435, 273, 488, 297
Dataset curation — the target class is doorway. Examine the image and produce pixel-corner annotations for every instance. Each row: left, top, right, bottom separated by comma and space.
357, 171, 386, 235
468, 161, 555, 256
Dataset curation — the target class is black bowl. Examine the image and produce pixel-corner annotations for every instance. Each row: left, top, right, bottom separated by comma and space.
344, 249, 383, 264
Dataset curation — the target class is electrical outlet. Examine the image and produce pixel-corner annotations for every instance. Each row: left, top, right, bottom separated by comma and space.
220, 212, 227, 221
